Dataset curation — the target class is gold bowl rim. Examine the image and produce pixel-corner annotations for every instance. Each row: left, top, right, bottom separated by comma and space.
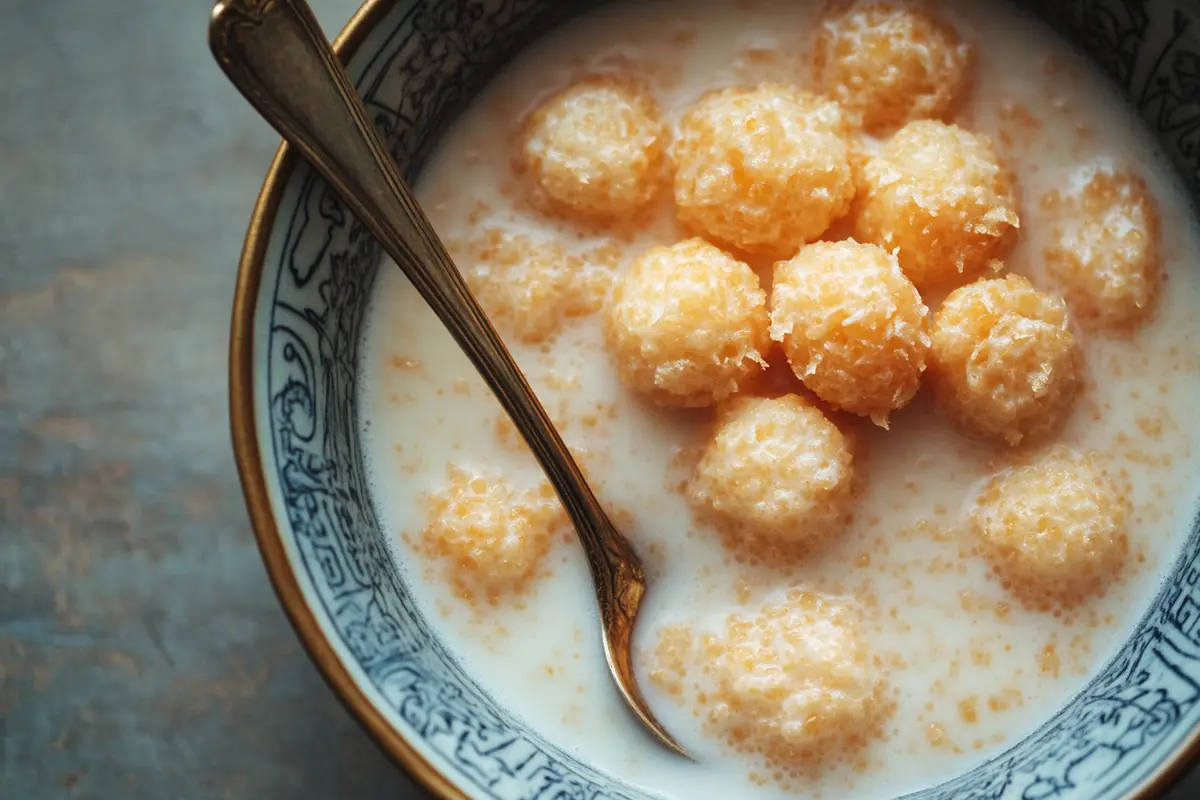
228, 1, 1200, 797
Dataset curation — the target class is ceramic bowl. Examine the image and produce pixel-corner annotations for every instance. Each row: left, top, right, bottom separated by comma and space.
230, 1, 1200, 797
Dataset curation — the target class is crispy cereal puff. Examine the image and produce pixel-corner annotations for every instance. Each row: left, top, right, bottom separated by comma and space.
463, 228, 610, 343
770, 241, 931, 427
674, 84, 856, 258
853, 120, 1019, 291
1045, 170, 1160, 329
707, 590, 889, 771
605, 238, 769, 408
688, 395, 853, 558
971, 448, 1129, 609
813, 3, 974, 134
420, 467, 566, 604
521, 76, 669, 223
931, 275, 1081, 445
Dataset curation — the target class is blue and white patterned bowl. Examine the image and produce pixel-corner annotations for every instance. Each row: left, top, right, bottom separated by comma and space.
230, 1, 1200, 797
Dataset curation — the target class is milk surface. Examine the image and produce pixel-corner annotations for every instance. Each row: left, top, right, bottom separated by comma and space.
359, 2, 1200, 797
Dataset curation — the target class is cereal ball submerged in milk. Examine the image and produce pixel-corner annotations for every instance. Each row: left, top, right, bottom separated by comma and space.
522, 76, 669, 223
674, 84, 856, 259
1045, 170, 1160, 329
706, 590, 890, 773
813, 3, 974, 133
420, 467, 566, 604
605, 238, 769, 408
854, 120, 1019, 291
931, 275, 1081, 445
463, 229, 611, 343
971, 448, 1129, 609
688, 395, 853, 560
770, 241, 931, 427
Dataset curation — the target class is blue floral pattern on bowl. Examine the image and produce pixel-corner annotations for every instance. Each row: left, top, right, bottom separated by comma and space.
244, 1, 1200, 797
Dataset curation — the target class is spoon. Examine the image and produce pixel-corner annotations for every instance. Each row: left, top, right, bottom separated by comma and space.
209, 0, 687, 758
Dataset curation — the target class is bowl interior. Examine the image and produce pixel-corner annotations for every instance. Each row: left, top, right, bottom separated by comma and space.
240, 1, 1200, 798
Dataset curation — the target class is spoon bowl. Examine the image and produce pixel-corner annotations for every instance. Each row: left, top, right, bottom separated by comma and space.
208, 0, 687, 759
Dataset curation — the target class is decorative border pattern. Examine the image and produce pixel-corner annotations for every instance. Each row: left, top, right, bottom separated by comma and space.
256, 1, 1200, 798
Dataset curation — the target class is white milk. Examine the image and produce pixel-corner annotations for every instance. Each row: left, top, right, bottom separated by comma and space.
358, 1, 1200, 797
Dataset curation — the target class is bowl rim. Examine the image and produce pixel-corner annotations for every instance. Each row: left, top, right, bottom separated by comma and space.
228, 1, 1200, 797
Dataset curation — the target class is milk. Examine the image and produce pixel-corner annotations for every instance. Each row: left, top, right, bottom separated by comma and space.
359, 1, 1200, 797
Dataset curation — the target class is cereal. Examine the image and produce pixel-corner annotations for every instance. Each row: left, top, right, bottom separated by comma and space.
605, 238, 769, 407
368, 2, 1199, 793
419, 467, 567, 604
971, 448, 1129, 609
1045, 170, 1160, 329
462, 228, 612, 343
770, 241, 931, 426
705, 590, 890, 773
688, 395, 853, 560
521, 76, 668, 224
813, 3, 974, 133
853, 120, 1019, 291
931, 275, 1081, 445
674, 84, 855, 258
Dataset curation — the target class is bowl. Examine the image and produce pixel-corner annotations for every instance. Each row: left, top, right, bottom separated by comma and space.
229, 1, 1200, 797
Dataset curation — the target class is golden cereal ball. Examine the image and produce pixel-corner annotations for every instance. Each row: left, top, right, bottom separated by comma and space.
706, 590, 889, 772
463, 228, 611, 343
813, 3, 974, 134
931, 275, 1081, 445
605, 238, 769, 408
971, 448, 1129, 609
853, 120, 1019, 291
688, 395, 853, 559
770, 241, 931, 427
674, 84, 856, 258
1045, 170, 1160, 329
420, 467, 566, 604
522, 76, 669, 223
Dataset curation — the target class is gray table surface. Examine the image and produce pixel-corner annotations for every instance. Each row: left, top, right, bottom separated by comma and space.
0, 2, 1197, 798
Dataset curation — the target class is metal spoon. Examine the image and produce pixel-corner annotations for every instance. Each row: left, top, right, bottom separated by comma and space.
209, 0, 687, 758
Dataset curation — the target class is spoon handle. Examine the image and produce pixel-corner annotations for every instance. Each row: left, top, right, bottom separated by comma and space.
209, 0, 641, 585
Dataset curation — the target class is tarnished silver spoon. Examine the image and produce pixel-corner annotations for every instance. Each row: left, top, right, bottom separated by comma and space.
209, 0, 687, 758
